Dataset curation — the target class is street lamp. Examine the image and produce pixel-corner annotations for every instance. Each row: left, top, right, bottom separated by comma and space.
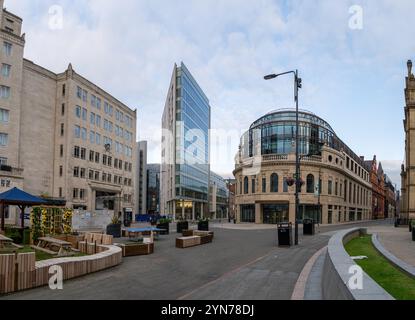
265, 70, 302, 245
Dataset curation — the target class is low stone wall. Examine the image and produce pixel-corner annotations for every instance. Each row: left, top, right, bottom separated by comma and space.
0, 245, 122, 294
322, 227, 394, 300
372, 234, 415, 279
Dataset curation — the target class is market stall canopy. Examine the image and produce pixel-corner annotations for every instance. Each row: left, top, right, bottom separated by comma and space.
0, 187, 47, 230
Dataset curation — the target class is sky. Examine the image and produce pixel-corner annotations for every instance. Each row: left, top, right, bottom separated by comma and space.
5, 0, 414, 188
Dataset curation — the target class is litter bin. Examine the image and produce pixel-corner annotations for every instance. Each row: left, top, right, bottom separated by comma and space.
277, 222, 293, 247
303, 219, 315, 236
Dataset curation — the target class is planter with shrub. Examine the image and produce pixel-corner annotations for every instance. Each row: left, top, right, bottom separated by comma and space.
157, 218, 171, 235
198, 218, 209, 231
177, 220, 189, 234
106, 215, 122, 238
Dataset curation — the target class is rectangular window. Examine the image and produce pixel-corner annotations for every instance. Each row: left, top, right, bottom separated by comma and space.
75, 106, 81, 118
0, 133, 8, 146
73, 146, 80, 158
283, 178, 288, 193
61, 103, 65, 116
96, 115, 101, 127
102, 173, 107, 182
77, 86, 82, 99
1, 64, 11, 77
95, 133, 101, 145
60, 123, 64, 136
108, 157, 112, 167
89, 170, 94, 180
89, 150, 94, 162
94, 171, 99, 181
80, 168, 86, 179
251, 179, 256, 194
96, 98, 101, 110
82, 89, 87, 102
0, 108, 9, 122
95, 152, 100, 163
328, 180, 333, 195
73, 188, 79, 199
0, 86, 10, 99
81, 128, 87, 141
62, 84, 66, 96
335, 182, 338, 196
59, 166, 63, 177
107, 174, 111, 183
90, 131, 95, 144
103, 154, 107, 165
90, 112, 95, 125
3, 42, 12, 56
60, 145, 64, 157
91, 95, 96, 108
80, 148, 86, 160
82, 108, 87, 121
73, 167, 79, 177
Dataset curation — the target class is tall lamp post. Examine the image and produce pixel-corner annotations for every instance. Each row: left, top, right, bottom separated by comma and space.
265, 70, 302, 245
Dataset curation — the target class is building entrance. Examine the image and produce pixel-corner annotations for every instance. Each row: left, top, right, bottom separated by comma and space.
262, 203, 289, 224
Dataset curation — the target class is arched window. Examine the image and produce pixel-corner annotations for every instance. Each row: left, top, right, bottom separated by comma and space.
306, 174, 315, 193
244, 177, 249, 194
271, 173, 279, 193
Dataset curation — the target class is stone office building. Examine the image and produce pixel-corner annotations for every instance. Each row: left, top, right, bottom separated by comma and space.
234, 109, 373, 225
401, 60, 415, 221
0, 1, 137, 227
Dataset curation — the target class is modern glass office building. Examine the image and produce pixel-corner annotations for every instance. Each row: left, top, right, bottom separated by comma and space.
161, 63, 211, 220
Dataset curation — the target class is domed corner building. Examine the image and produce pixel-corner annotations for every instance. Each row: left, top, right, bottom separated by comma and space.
233, 108, 373, 225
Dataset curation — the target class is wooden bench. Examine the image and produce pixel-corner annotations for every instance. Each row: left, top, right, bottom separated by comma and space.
36, 237, 72, 256
176, 236, 201, 249
117, 243, 154, 257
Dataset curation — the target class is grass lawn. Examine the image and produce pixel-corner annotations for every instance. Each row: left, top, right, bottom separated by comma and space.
345, 235, 415, 300
0, 246, 87, 261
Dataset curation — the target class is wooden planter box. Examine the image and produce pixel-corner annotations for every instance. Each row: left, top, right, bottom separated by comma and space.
176, 236, 201, 248
194, 230, 214, 239
182, 230, 194, 237
157, 222, 170, 235
200, 235, 213, 245
177, 221, 189, 234
198, 221, 209, 231
120, 243, 154, 257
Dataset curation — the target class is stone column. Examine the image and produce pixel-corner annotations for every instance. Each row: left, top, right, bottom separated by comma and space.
255, 203, 261, 224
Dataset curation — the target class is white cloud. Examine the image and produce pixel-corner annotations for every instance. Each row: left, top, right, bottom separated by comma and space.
5, 0, 411, 185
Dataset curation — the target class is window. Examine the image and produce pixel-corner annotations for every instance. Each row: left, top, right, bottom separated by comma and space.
96, 115, 101, 127
91, 95, 96, 108
89, 150, 94, 162
96, 98, 101, 110
95, 152, 100, 163
1, 64, 11, 77
3, 42, 12, 56
94, 171, 99, 181
82, 108, 87, 121
251, 178, 256, 194
283, 178, 289, 193
60, 145, 64, 157
59, 166, 63, 177
328, 180, 333, 195
0, 133, 8, 146
62, 84, 66, 96
80, 148, 86, 160
95, 133, 101, 145
81, 128, 87, 141
103, 154, 107, 165
81, 168, 86, 178
88, 170, 94, 180
0, 86, 10, 98
82, 89, 87, 102
114, 159, 118, 168
77, 86, 82, 99
90, 112, 95, 125
0, 157, 8, 165
119, 160, 123, 169
73, 188, 79, 199
90, 131, 95, 144
306, 174, 315, 193
73, 167, 80, 177
75, 106, 81, 118
244, 177, 249, 194
102, 173, 107, 182
0, 108, 9, 122
80, 189, 85, 200
271, 173, 279, 193
73, 146, 80, 158
107, 174, 111, 183
59, 188, 63, 198
61, 103, 65, 116
60, 123, 64, 136
335, 182, 338, 196
108, 157, 112, 167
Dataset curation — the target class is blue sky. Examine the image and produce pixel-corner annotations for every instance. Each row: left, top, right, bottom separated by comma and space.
5, 0, 414, 187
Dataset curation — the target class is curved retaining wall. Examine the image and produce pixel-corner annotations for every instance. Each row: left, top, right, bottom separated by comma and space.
0, 245, 122, 294
322, 228, 394, 300
372, 234, 415, 279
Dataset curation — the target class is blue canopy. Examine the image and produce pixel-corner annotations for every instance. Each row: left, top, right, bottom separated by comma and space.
0, 187, 47, 206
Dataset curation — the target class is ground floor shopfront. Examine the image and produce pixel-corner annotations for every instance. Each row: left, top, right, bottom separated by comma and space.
237, 202, 371, 225
165, 199, 209, 221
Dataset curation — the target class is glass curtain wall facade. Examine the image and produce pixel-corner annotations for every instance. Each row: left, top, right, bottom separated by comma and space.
175, 63, 210, 219
146, 164, 160, 214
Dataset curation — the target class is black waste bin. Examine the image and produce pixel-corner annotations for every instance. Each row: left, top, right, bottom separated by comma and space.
277, 222, 293, 247
303, 219, 315, 236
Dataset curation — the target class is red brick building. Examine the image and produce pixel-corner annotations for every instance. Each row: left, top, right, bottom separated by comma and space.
364, 156, 385, 219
